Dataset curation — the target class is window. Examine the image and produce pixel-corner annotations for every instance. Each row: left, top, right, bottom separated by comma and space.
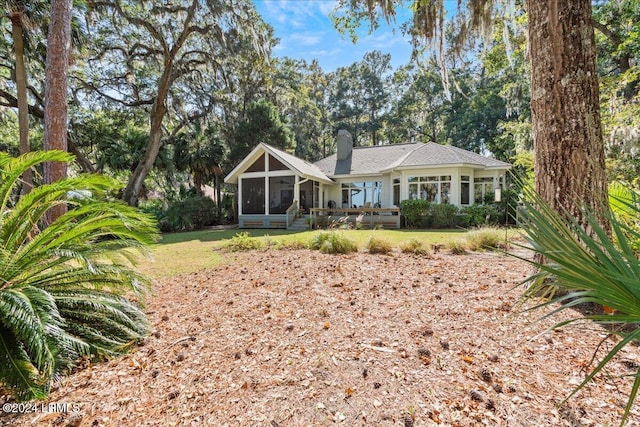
341, 182, 382, 208
242, 177, 265, 214
474, 177, 494, 204
268, 176, 295, 213
393, 178, 400, 206
461, 175, 470, 205
408, 176, 451, 203
313, 182, 320, 208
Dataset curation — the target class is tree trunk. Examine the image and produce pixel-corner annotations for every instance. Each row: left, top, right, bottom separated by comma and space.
121, 113, 164, 207
43, 0, 72, 222
121, 50, 175, 206
121, 77, 170, 206
10, 12, 33, 194
528, 0, 609, 231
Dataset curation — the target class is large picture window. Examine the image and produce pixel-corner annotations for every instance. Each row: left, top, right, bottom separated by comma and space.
341, 182, 382, 208
242, 177, 265, 214
408, 176, 451, 203
474, 177, 494, 204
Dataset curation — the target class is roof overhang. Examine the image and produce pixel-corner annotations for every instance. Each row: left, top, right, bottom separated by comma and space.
224, 143, 335, 185
380, 162, 511, 174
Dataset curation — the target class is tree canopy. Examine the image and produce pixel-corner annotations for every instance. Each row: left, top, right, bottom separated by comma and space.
0, 0, 638, 208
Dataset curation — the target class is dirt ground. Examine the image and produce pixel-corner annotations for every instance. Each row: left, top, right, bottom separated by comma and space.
2, 248, 640, 427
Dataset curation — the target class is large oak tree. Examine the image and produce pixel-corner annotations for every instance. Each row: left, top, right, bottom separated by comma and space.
84, 0, 271, 206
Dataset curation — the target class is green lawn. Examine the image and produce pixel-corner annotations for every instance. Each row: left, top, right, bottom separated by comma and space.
138, 228, 469, 278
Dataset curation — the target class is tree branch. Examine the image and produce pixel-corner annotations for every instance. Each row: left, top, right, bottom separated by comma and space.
72, 76, 154, 107
0, 88, 44, 118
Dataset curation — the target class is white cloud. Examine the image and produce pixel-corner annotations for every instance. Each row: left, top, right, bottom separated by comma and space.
258, 0, 337, 28
361, 31, 410, 50
289, 31, 324, 46
308, 47, 343, 57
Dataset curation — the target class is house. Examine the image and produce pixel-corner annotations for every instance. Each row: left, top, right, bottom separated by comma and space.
224, 130, 511, 229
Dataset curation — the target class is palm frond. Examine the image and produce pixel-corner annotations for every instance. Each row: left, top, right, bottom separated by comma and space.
0, 151, 157, 400
515, 183, 640, 425
0, 326, 49, 400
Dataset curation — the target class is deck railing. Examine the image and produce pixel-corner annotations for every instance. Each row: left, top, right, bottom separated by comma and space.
285, 200, 299, 228
309, 207, 401, 229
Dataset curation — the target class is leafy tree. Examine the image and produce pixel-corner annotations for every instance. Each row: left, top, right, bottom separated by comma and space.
359, 51, 392, 146
269, 58, 326, 162
227, 99, 295, 169
173, 124, 225, 197
83, 0, 271, 206
385, 62, 447, 144
0, 1, 91, 176
3, 1, 48, 193
327, 51, 391, 146
328, 62, 367, 145
0, 150, 158, 400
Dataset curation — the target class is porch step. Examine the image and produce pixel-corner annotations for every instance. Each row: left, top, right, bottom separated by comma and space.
287, 217, 309, 231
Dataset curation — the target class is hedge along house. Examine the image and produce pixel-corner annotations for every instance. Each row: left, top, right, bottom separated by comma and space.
224, 130, 511, 229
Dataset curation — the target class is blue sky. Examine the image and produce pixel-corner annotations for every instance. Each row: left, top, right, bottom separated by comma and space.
252, 0, 415, 72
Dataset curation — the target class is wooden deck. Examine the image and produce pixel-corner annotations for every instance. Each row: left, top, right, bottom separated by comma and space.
309, 207, 401, 229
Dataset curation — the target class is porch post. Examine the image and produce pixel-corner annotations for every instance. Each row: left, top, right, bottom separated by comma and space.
238, 177, 243, 216
265, 176, 270, 215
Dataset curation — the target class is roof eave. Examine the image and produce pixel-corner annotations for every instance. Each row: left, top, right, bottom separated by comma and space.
326, 172, 385, 180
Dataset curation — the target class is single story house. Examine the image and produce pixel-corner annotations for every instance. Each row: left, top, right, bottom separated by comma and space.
224, 130, 511, 229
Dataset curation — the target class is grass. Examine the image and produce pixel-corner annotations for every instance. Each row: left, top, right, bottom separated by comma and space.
138, 228, 470, 278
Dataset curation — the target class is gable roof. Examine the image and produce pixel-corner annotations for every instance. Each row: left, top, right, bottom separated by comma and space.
313, 142, 510, 177
224, 143, 334, 185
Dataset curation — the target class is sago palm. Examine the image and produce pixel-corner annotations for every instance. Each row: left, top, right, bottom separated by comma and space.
515, 184, 640, 426
0, 150, 158, 400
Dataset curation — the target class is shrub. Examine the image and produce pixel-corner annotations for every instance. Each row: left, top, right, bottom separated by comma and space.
401, 199, 431, 227
460, 204, 501, 228
366, 237, 393, 254
221, 232, 265, 251
309, 232, 357, 254
401, 201, 461, 228
399, 238, 430, 255
161, 195, 217, 232
430, 204, 459, 228
465, 227, 508, 251
446, 239, 468, 255
0, 151, 157, 400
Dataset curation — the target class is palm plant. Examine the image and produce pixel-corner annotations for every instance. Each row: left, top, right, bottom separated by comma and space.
515, 183, 640, 425
0, 150, 158, 400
